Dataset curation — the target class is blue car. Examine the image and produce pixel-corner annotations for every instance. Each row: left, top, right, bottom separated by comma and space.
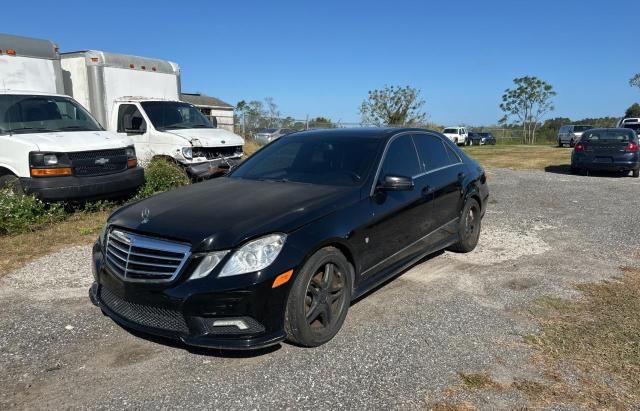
571, 128, 639, 177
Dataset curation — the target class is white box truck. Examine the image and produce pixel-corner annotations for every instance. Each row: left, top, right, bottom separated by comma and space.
61, 50, 244, 179
0, 33, 144, 201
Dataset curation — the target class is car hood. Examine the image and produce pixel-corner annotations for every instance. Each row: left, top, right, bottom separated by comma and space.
165, 128, 245, 148
108, 177, 357, 251
10, 131, 132, 152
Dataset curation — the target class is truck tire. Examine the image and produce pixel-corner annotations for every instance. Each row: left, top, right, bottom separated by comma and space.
0, 174, 24, 195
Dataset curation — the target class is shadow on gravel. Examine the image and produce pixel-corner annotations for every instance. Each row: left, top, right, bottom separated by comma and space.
544, 164, 632, 178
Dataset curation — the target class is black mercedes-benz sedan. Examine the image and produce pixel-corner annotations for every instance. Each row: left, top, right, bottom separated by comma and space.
90, 128, 489, 349
571, 128, 639, 177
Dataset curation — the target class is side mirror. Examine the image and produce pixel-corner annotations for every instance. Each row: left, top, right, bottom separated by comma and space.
379, 175, 414, 191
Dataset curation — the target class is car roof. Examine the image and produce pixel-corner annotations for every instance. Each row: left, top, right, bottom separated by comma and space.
282, 127, 440, 140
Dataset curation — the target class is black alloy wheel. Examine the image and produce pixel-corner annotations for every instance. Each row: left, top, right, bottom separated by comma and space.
449, 198, 482, 253
285, 247, 352, 347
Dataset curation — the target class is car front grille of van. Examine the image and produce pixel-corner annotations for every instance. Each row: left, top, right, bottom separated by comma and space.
68, 148, 128, 176
192, 145, 243, 160
105, 229, 191, 283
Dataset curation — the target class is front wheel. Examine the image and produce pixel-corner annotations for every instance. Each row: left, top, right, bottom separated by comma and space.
569, 139, 575, 148
0, 174, 24, 195
633, 169, 639, 178
448, 198, 482, 253
285, 247, 352, 347
558, 139, 563, 147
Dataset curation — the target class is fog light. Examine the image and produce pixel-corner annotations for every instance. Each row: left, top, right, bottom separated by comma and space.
212, 319, 248, 330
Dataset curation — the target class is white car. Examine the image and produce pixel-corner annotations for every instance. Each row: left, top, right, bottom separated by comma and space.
442, 127, 468, 146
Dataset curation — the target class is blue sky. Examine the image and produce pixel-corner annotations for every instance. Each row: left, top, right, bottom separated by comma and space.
3, 0, 639, 125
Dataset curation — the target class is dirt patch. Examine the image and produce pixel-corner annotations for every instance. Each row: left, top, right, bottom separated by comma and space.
458, 372, 501, 390
504, 278, 540, 291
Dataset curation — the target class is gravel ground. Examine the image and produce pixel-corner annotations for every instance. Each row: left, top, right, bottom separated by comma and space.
1, 168, 639, 410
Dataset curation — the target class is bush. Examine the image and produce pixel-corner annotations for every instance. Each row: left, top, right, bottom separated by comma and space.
0, 190, 66, 235
135, 157, 190, 200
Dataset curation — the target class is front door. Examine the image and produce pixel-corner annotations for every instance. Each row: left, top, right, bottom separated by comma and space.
115, 103, 150, 161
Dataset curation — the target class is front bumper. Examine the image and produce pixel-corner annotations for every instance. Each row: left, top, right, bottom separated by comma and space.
20, 167, 145, 202
90, 242, 291, 350
185, 157, 242, 179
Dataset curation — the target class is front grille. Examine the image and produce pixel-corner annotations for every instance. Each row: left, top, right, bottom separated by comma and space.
99, 287, 188, 333
68, 148, 128, 176
192, 145, 242, 160
105, 229, 191, 283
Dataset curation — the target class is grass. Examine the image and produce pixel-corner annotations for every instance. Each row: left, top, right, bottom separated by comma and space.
457, 372, 500, 390
0, 210, 110, 277
462, 144, 571, 171
517, 267, 640, 407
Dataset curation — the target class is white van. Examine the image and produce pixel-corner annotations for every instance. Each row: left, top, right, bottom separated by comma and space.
442, 127, 468, 146
0, 33, 144, 201
61, 51, 244, 179
557, 124, 592, 147
617, 118, 640, 134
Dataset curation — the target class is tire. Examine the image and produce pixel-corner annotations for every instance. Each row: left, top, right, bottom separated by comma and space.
0, 174, 24, 195
569, 139, 575, 148
633, 169, 639, 178
284, 247, 353, 347
448, 198, 482, 253
558, 139, 562, 147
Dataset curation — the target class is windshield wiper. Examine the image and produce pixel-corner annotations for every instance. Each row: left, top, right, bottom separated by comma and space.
191, 124, 212, 128
162, 125, 189, 130
52, 126, 96, 131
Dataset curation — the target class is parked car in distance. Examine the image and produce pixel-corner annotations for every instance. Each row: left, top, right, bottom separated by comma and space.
617, 117, 640, 134
90, 128, 489, 349
558, 124, 592, 147
0, 33, 144, 201
442, 127, 468, 146
254, 128, 296, 144
468, 132, 497, 146
571, 128, 639, 177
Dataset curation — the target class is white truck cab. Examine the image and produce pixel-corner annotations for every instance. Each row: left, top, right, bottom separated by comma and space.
61, 51, 244, 179
0, 33, 144, 201
442, 126, 468, 146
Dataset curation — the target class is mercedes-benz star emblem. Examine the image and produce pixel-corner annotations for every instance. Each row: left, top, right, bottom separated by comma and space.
141, 208, 151, 224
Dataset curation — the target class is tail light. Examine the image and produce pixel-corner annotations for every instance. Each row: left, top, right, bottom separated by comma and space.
575, 142, 585, 152
625, 142, 639, 152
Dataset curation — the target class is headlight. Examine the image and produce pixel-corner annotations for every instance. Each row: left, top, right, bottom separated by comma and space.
190, 251, 229, 280
182, 147, 193, 160
219, 233, 286, 277
125, 145, 136, 159
99, 224, 109, 247
43, 154, 58, 165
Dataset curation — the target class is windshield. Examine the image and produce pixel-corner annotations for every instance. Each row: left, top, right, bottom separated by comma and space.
573, 125, 592, 132
0, 95, 103, 135
584, 129, 635, 143
140, 101, 214, 130
230, 134, 382, 186
443, 128, 458, 134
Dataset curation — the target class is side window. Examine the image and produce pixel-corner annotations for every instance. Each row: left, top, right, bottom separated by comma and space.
379, 135, 421, 179
117, 104, 146, 133
412, 134, 453, 171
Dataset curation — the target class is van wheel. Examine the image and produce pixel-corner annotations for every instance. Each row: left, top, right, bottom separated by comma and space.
0, 174, 24, 195
448, 198, 481, 253
558, 139, 563, 147
633, 169, 639, 178
569, 139, 575, 148
284, 247, 352, 347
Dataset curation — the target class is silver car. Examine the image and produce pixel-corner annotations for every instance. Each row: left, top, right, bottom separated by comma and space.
255, 128, 296, 144
558, 125, 592, 147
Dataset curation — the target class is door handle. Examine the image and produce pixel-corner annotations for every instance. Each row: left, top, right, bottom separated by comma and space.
421, 186, 434, 196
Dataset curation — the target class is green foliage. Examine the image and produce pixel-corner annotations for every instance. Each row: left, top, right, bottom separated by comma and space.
308, 116, 335, 128
625, 103, 640, 118
359, 85, 427, 126
0, 190, 65, 235
630, 73, 640, 90
135, 158, 190, 200
500, 76, 556, 144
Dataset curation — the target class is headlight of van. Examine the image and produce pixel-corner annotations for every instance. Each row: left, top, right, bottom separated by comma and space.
219, 234, 286, 277
182, 147, 193, 160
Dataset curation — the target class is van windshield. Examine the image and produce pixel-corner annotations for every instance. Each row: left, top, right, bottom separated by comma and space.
443, 128, 458, 134
0, 95, 103, 135
140, 101, 214, 130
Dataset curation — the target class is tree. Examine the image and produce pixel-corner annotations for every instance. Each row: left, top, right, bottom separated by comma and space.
499, 76, 556, 144
308, 116, 334, 128
624, 103, 640, 118
264, 97, 280, 127
359, 85, 427, 126
630, 73, 640, 90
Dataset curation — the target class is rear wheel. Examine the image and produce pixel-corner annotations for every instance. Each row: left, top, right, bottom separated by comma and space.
449, 198, 481, 253
633, 169, 639, 178
0, 174, 24, 195
285, 247, 352, 347
569, 139, 575, 148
